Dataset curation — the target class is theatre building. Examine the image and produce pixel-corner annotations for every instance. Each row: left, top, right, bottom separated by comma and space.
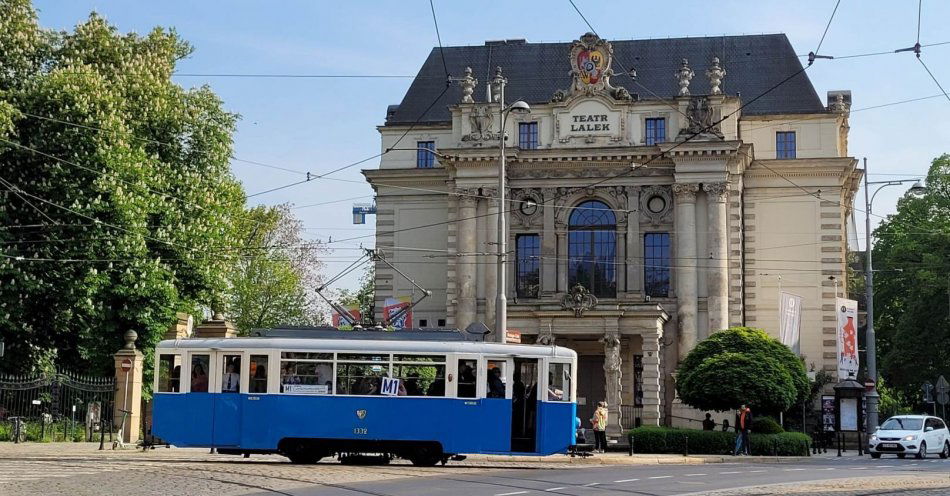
363, 33, 861, 436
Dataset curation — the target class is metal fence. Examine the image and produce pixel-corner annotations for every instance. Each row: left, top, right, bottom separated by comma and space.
0, 371, 115, 441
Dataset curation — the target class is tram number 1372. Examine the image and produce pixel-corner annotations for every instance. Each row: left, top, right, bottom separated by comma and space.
353, 428, 368, 435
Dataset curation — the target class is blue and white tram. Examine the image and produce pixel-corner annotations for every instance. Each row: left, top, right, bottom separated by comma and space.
152, 335, 577, 465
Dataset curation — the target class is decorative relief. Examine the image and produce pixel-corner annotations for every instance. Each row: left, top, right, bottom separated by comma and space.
458, 66, 477, 103
675, 59, 694, 97
454, 188, 480, 207
703, 182, 728, 202
639, 185, 672, 226
537, 326, 555, 346
547, 32, 630, 102
672, 183, 700, 202
560, 283, 598, 317
511, 188, 542, 227
705, 57, 726, 95
490, 67, 504, 103
462, 105, 498, 142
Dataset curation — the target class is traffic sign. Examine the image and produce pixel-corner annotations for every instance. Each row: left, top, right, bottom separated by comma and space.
936, 375, 949, 393
120, 358, 132, 372
938, 393, 950, 406
922, 382, 934, 403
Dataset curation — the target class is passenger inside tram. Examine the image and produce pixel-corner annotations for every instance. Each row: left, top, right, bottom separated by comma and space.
488, 367, 505, 398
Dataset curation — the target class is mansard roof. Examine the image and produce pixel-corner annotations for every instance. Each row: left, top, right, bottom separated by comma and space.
386, 34, 825, 125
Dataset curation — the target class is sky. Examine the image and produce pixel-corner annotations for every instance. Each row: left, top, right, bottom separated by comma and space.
34, 0, 950, 291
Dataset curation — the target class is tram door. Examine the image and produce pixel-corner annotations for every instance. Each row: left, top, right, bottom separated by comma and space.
511, 358, 539, 453
212, 352, 243, 447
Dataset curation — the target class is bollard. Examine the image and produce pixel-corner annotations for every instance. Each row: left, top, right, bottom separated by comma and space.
683, 433, 689, 456
40, 415, 46, 440
98, 411, 106, 450
628, 433, 634, 456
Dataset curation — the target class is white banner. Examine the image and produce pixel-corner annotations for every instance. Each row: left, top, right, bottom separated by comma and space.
835, 298, 859, 380
779, 291, 803, 354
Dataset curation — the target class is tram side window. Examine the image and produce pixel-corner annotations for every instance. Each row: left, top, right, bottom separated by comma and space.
157, 354, 182, 392
281, 352, 333, 394
547, 362, 572, 402
336, 362, 388, 395
221, 355, 241, 393
393, 355, 446, 397
190, 354, 210, 393
457, 359, 477, 398
249, 355, 268, 393
487, 360, 507, 398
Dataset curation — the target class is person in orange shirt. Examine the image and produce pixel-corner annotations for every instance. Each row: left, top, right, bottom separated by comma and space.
733, 404, 753, 455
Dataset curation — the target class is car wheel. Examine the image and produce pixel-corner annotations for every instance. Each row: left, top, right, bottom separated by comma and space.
870, 452, 881, 459
916, 442, 927, 459
897, 453, 906, 459
940, 442, 949, 459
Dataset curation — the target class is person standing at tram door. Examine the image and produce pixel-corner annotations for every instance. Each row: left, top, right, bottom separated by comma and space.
222, 363, 240, 393
487, 367, 505, 398
591, 401, 608, 453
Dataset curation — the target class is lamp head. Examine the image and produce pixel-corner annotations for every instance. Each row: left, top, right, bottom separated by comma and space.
508, 100, 530, 114
908, 181, 927, 196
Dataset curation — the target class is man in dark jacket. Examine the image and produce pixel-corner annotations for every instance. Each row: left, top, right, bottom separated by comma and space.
733, 404, 753, 455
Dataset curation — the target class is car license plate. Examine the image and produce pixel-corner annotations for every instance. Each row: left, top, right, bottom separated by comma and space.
881, 443, 899, 448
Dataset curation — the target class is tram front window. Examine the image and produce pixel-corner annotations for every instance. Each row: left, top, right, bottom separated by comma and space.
548, 362, 572, 402
221, 355, 241, 393
157, 354, 181, 393
457, 359, 477, 398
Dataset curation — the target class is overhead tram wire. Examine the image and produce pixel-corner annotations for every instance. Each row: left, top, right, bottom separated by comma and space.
429, 0, 449, 79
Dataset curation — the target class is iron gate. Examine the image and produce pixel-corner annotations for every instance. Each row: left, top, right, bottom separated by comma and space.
0, 371, 115, 441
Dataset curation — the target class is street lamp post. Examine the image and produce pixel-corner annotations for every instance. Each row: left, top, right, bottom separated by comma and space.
492, 69, 530, 342
862, 157, 926, 433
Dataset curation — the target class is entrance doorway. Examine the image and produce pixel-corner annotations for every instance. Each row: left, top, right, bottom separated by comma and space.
511, 358, 538, 453
577, 355, 605, 429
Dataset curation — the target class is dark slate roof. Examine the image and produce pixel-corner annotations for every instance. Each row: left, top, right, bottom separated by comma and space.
386, 34, 825, 125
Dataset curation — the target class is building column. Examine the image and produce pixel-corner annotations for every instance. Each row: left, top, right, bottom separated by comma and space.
704, 182, 729, 334
541, 188, 557, 295
640, 328, 662, 426
625, 186, 641, 293
673, 183, 699, 361
602, 331, 623, 438
483, 188, 498, 328
456, 191, 478, 329
556, 225, 568, 292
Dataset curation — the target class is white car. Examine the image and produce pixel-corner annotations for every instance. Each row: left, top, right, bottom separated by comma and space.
868, 415, 950, 459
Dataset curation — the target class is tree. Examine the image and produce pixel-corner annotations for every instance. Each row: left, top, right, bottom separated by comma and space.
335, 265, 375, 325
676, 327, 809, 414
0, 2, 244, 376
228, 204, 325, 334
875, 154, 950, 405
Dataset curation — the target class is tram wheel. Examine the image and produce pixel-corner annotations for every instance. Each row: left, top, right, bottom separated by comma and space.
409, 447, 443, 467
287, 451, 323, 464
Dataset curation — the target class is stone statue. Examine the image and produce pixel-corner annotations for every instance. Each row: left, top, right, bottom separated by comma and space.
490, 66, 504, 103
560, 283, 598, 317
705, 57, 726, 95
459, 66, 477, 103
686, 97, 713, 134
601, 332, 623, 434
464, 104, 494, 141
676, 58, 694, 96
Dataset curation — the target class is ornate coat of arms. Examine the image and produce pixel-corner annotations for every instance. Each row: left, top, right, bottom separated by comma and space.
570, 33, 614, 95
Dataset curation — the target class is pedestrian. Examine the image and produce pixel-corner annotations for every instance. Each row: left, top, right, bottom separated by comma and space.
721, 419, 730, 432
733, 404, 753, 455
591, 401, 608, 453
702, 413, 715, 431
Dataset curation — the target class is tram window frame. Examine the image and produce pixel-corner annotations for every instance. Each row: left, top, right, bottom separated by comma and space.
249, 354, 269, 394
392, 354, 447, 397
220, 354, 242, 394
336, 359, 391, 396
546, 362, 572, 402
189, 353, 211, 393
456, 358, 478, 399
280, 351, 334, 394
485, 359, 509, 399
156, 353, 182, 393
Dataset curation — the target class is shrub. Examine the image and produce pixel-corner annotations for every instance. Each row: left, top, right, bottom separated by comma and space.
628, 427, 810, 456
752, 417, 784, 434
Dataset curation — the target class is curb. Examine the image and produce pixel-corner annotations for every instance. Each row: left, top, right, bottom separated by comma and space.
465, 454, 818, 465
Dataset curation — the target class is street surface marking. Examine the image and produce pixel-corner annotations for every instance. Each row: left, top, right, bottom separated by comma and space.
496, 492, 528, 496
875, 465, 894, 468
820, 468, 836, 471
583, 482, 600, 486
853, 467, 868, 470
748, 470, 767, 473
719, 471, 742, 474
684, 473, 707, 476
614, 478, 639, 483
784, 468, 806, 471
649, 475, 672, 479
545, 487, 566, 492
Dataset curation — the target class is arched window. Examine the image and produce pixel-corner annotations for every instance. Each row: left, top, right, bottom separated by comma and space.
568, 200, 617, 298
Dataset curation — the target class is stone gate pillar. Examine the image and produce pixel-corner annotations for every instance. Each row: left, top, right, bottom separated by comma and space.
113, 329, 143, 444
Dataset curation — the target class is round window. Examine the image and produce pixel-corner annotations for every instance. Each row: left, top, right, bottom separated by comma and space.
519, 199, 539, 216
647, 195, 666, 214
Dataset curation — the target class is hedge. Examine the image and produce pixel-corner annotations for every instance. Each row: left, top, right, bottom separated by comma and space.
628, 426, 810, 456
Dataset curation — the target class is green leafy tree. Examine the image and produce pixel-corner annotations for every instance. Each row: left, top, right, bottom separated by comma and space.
228, 204, 325, 334
875, 154, 950, 404
676, 327, 809, 414
335, 266, 375, 324
0, 2, 244, 377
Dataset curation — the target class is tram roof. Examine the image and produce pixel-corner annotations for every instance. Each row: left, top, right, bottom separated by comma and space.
156, 337, 576, 359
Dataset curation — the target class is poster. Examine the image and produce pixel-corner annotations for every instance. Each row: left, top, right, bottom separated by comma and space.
779, 291, 803, 354
822, 396, 835, 432
840, 397, 858, 431
332, 304, 361, 327
835, 298, 859, 379
383, 296, 412, 329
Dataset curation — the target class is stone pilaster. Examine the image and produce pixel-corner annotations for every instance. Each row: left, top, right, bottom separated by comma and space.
456, 190, 478, 329
625, 186, 641, 293
673, 183, 699, 361
541, 188, 557, 295
483, 188, 498, 328
640, 329, 663, 426
704, 182, 729, 334
556, 223, 568, 292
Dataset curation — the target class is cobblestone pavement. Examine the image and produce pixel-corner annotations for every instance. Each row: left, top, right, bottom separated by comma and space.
692, 475, 950, 495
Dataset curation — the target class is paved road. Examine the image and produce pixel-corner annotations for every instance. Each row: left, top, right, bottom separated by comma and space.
272, 457, 950, 496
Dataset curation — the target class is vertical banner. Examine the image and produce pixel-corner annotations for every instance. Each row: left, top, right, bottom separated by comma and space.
383, 296, 412, 329
835, 298, 859, 379
332, 304, 361, 327
779, 291, 803, 354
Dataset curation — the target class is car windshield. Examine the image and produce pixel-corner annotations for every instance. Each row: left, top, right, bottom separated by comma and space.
881, 418, 923, 431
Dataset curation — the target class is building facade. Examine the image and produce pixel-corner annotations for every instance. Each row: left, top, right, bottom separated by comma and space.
364, 33, 861, 436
